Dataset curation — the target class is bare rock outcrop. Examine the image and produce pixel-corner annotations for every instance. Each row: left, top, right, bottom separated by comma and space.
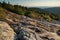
17, 29, 43, 40
0, 9, 60, 40
0, 21, 17, 40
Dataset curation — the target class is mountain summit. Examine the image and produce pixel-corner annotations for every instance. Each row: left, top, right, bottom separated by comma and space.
0, 2, 60, 40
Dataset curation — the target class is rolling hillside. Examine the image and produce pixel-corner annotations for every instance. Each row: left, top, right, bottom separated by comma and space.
0, 2, 60, 40
0, 6, 60, 40
0, 2, 60, 21
44, 7, 60, 15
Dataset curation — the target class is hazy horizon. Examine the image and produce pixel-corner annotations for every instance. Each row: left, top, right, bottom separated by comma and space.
0, 0, 60, 7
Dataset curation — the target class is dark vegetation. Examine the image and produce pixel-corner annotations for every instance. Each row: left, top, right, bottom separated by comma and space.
0, 1, 60, 21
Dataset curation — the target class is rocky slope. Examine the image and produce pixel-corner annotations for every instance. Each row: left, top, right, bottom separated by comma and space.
0, 7, 60, 40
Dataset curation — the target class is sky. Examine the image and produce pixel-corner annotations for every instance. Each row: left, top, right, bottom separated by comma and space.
0, 0, 60, 7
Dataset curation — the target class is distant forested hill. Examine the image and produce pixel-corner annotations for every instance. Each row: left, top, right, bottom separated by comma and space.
44, 7, 60, 15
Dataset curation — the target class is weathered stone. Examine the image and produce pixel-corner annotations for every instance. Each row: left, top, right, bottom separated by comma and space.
0, 21, 17, 40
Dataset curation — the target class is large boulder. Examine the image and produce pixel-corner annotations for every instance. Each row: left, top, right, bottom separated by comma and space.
40, 32, 60, 40
17, 28, 43, 40
0, 21, 17, 40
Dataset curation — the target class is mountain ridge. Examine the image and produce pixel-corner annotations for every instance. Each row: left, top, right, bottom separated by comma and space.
0, 1, 60, 40
43, 7, 60, 15
0, 7, 60, 40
